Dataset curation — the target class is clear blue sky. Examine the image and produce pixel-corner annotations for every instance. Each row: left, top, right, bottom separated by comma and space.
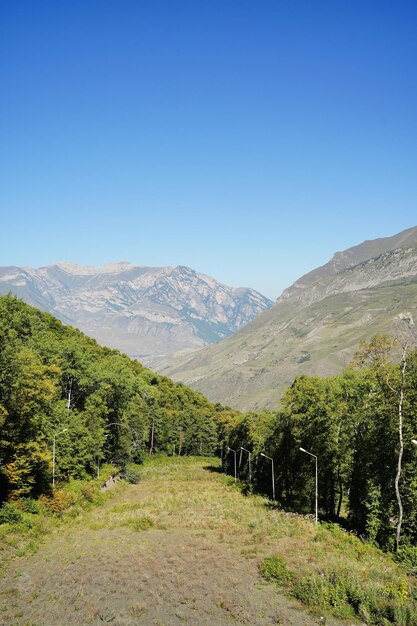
1, 1, 416, 299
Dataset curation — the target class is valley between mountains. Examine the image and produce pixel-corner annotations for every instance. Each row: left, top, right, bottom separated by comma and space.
2, 228, 417, 625
1, 225, 417, 411
158, 225, 417, 410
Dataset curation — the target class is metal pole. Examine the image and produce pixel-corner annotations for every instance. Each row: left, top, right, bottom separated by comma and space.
234, 450, 237, 483
300, 447, 318, 524
150, 415, 155, 455
66, 379, 72, 419
240, 447, 251, 488
227, 447, 237, 483
315, 454, 318, 525
52, 434, 56, 487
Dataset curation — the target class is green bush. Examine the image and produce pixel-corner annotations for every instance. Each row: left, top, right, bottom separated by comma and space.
121, 465, 141, 484
292, 573, 352, 618
0, 501, 23, 524
80, 484, 95, 502
291, 568, 416, 624
127, 516, 153, 531
396, 545, 417, 574
20, 498, 41, 514
259, 556, 292, 585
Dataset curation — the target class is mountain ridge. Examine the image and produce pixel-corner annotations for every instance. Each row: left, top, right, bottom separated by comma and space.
157, 226, 417, 410
281, 225, 417, 301
0, 262, 272, 365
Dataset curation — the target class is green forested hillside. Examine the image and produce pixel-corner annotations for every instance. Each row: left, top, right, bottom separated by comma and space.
0, 295, 222, 502
3, 294, 417, 560
224, 334, 417, 553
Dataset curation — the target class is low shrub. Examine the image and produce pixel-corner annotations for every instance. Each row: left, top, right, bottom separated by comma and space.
396, 545, 417, 575
20, 498, 41, 514
0, 502, 23, 525
291, 568, 415, 624
39, 490, 71, 516
126, 516, 154, 531
121, 465, 141, 484
259, 556, 293, 585
80, 484, 95, 502
292, 572, 353, 619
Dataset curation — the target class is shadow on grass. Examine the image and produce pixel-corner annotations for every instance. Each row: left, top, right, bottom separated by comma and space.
202, 465, 224, 474
203, 466, 260, 498
263, 498, 317, 517
205, 464, 354, 527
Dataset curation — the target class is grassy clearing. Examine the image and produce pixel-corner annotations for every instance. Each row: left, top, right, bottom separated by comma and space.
93, 456, 417, 623
137, 457, 417, 624
0, 463, 122, 573
0, 455, 416, 625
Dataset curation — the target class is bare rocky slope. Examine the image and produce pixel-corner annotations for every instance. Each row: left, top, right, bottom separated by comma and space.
157, 226, 417, 410
0, 262, 272, 365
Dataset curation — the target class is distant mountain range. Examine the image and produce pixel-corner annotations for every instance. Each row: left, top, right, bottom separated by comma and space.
0, 262, 272, 365
157, 226, 417, 410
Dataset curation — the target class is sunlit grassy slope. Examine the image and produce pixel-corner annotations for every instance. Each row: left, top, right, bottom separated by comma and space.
159, 280, 417, 410
1, 457, 416, 625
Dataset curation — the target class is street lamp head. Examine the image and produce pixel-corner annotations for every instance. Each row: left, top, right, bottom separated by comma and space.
299, 447, 306, 453
412, 439, 417, 446
55, 428, 68, 436
260, 453, 266, 457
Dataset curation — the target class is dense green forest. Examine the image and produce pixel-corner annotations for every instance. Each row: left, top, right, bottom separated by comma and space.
224, 334, 417, 553
1, 294, 417, 556
0, 295, 222, 502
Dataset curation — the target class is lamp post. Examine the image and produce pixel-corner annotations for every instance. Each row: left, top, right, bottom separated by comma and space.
227, 447, 237, 482
260, 452, 275, 500
300, 447, 318, 524
240, 447, 252, 488
149, 414, 155, 455
52, 428, 68, 487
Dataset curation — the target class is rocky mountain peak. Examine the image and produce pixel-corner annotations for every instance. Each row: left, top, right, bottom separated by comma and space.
0, 261, 272, 366
51, 261, 137, 275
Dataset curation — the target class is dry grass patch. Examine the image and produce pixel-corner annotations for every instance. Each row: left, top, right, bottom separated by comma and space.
2, 455, 413, 625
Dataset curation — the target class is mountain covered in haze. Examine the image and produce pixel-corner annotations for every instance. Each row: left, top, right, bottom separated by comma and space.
0, 262, 272, 365
157, 226, 417, 410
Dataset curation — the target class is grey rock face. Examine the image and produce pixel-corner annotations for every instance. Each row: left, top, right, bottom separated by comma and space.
0, 262, 272, 365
